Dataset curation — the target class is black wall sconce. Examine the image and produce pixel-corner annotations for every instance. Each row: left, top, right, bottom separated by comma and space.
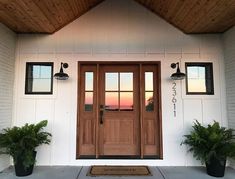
170, 62, 186, 80
54, 62, 69, 80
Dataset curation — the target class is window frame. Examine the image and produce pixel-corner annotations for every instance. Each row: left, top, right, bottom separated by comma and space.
25, 62, 54, 95
185, 62, 214, 95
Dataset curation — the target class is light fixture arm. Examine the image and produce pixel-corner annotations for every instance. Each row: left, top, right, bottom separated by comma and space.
176, 65, 181, 73
59, 63, 64, 73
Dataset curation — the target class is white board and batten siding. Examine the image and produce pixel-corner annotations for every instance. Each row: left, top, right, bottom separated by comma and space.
0, 23, 16, 171
13, 0, 227, 166
223, 26, 235, 167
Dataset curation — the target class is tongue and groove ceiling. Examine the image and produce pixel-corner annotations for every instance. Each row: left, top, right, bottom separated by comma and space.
0, 0, 234, 34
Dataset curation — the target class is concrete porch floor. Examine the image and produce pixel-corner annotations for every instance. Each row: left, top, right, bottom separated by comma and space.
0, 166, 235, 179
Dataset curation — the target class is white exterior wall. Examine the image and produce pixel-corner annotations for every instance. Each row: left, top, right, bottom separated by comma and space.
223, 26, 235, 167
0, 23, 16, 171
14, 0, 227, 166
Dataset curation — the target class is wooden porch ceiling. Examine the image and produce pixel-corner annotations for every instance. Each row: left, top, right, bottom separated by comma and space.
0, 0, 103, 34
135, 0, 235, 34
0, 0, 234, 34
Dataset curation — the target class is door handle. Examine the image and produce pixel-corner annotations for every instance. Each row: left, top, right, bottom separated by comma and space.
100, 105, 104, 124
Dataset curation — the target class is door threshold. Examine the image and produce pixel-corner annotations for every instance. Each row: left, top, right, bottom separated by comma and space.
78, 155, 160, 159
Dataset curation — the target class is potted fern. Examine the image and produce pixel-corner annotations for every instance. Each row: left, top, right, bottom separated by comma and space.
182, 120, 235, 177
0, 120, 51, 176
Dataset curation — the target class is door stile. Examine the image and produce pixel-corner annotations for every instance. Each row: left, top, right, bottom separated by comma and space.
153, 66, 159, 156
139, 64, 144, 159
95, 64, 99, 158
158, 64, 163, 159
76, 63, 81, 158
98, 66, 104, 156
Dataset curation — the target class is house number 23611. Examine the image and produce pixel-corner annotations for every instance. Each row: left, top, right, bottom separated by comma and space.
172, 81, 177, 117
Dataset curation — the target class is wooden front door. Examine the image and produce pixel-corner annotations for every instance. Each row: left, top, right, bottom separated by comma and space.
99, 65, 140, 157
77, 62, 162, 159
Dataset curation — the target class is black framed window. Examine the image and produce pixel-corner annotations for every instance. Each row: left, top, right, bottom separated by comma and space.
25, 62, 53, 95
185, 63, 214, 95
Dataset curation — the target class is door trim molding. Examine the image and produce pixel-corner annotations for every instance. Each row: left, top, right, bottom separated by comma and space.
76, 61, 163, 159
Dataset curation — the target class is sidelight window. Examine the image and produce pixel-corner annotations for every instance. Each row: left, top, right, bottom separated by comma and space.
84, 72, 94, 111
145, 72, 154, 111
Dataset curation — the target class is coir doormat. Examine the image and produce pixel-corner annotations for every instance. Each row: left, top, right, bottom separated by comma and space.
88, 166, 151, 176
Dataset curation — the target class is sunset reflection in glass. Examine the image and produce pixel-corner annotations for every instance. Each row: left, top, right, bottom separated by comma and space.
145, 72, 154, 111
105, 72, 134, 111
85, 92, 93, 111
85, 72, 94, 111
120, 92, 133, 110
105, 92, 119, 110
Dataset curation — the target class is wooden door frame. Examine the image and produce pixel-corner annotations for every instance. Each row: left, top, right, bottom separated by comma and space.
76, 61, 163, 159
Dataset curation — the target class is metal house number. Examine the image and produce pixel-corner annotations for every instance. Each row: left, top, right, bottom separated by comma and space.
172, 81, 177, 117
